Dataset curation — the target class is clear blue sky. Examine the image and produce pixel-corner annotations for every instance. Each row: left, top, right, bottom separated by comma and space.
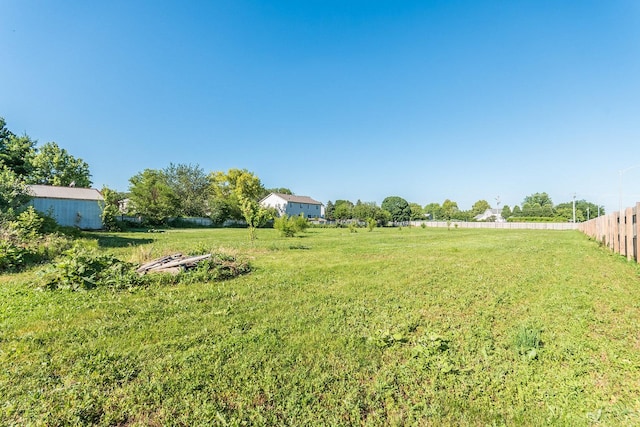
3, 0, 640, 213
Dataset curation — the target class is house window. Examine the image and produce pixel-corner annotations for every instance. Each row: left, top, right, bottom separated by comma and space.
300, 204, 303, 208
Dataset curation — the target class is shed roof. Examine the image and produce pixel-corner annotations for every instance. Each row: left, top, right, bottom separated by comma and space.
263, 193, 323, 205
28, 185, 104, 201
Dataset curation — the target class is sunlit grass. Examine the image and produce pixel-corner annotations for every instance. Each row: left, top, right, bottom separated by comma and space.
2, 227, 640, 425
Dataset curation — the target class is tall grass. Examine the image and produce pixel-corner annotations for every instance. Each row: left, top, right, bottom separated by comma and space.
1, 227, 640, 425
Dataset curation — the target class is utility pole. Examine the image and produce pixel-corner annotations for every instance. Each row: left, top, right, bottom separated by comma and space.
572, 193, 576, 223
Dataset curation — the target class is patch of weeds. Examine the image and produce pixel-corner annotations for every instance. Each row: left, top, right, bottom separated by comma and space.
37, 244, 251, 291
37, 243, 144, 291
513, 324, 543, 361
369, 329, 409, 348
288, 244, 310, 250
412, 333, 458, 374
368, 322, 419, 348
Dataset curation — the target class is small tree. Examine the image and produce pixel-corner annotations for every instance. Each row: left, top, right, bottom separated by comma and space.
100, 186, 123, 231
239, 196, 271, 243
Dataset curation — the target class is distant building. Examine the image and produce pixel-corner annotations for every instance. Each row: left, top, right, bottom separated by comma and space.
474, 208, 504, 222
27, 185, 104, 229
260, 193, 324, 219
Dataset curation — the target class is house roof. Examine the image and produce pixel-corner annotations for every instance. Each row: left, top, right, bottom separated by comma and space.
28, 185, 104, 201
264, 193, 323, 205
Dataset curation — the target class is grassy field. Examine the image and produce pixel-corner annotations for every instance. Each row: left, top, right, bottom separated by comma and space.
2, 227, 640, 426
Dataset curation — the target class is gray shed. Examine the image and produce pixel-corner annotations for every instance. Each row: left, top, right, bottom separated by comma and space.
27, 185, 104, 230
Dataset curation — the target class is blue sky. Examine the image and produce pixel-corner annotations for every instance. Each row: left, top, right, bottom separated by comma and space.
2, 1, 640, 213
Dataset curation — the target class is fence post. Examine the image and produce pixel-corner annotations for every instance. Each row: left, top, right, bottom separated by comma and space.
633, 202, 640, 262
625, 207, 633, 260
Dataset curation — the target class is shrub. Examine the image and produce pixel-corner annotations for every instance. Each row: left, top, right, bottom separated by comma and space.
274, 214, 309, 237
274, 216, 296, 237
0, 241, 30, 272
38, 243, 136, 291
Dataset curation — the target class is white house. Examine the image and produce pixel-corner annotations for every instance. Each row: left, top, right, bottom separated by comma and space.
260, 193, 324, 219
27, 185, 104, 229
474, 208, 504, 222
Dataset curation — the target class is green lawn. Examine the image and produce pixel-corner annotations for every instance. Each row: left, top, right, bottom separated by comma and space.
2, 227, 640, 425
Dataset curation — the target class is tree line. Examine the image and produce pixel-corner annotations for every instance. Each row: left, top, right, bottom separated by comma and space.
326, 192, 604, 224
1, 116, 604, 230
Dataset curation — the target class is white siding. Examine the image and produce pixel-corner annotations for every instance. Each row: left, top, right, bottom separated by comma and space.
30, 198, 103, 229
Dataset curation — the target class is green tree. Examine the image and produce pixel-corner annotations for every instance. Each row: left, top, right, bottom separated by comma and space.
521, 192, 554, 217
238, 195, 271, 243
266, 187, 293, 196
29, 142, 92, 187
409, 203, 425, 220
333, 200, 354, 221
325, 200, 335, 221
163, 163, 209, 217
0, 166, 31, 213
512, 205, 522, 216
502, 205, 512, 220
128, 169, 178, 224
1, 135, 36, 178
381, 196, 410, 222
470, 200, 491, 217
208, 168, 265, 221
555, 199, 603, 222
424, 202, 442, 220
441, 199, 459, 220
100, 186, 123, 231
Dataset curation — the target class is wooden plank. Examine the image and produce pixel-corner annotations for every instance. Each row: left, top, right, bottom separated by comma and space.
150, 254, 211, 270
625, 207, 632, 260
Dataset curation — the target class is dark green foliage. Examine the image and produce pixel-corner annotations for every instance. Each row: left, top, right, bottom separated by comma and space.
0, 208, 75, 272
501, 204, 512, 219
0, 240, 28, 271
38, 243, 138, 291
29, 142, 92, 187
128, 169, 179, 225
163, 163, 209, 217
513, 325, 543, 361
381, 196, 411, 222
325, 200, 335, 220
0, 166, 31, 211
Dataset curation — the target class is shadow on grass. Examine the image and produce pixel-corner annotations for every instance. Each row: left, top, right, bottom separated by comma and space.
84, 233, 155, 248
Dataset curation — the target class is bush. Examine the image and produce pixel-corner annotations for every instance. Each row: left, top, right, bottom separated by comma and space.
38, 243, 139, 291
274, 214, 309, 237
0, 241, 30, 272
0, 208, 76, 272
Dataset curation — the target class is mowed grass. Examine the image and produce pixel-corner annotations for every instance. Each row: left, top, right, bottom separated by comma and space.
2, 227, 640, 425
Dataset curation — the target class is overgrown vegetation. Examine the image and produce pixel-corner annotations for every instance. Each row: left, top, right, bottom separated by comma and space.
273, 213, 309, 237
37, 242, 251, 291
2, 227, 640, 425
0, 207, 76, 272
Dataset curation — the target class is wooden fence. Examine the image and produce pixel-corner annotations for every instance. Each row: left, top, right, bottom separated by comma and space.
578, 202, 640, 262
